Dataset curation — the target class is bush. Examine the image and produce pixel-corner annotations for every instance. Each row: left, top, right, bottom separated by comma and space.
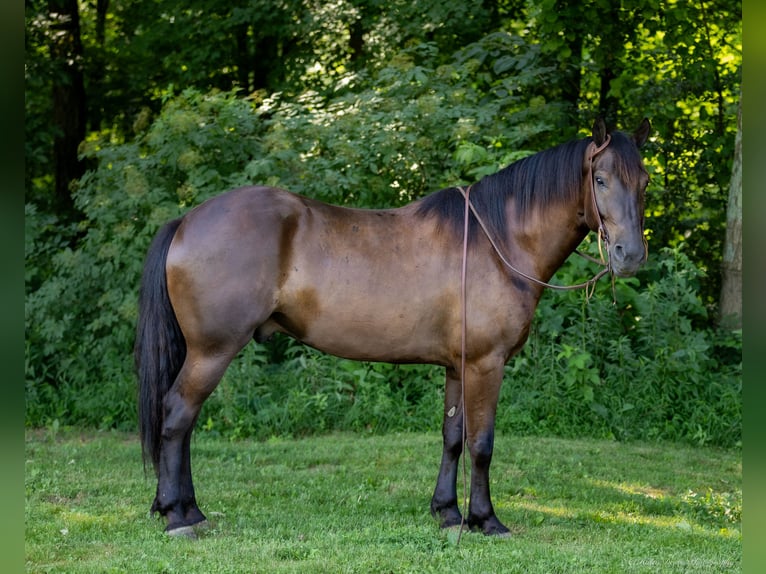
25, 90, 264, 430
25, 39, 561, 431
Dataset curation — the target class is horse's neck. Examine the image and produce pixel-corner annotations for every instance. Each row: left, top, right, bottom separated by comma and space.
504, 202, 589, 284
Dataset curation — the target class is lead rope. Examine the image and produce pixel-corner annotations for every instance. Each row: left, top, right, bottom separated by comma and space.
456, 183, 472, 545
453, 136, 613, 544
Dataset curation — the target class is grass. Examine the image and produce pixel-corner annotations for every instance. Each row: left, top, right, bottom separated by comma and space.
25, 429, 741, 573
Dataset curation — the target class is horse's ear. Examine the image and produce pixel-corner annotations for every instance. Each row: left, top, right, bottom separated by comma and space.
633, 117, 651, 148
592, 117, 607, 146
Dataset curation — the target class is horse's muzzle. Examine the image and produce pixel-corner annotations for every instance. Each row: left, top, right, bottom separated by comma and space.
609, 242, 646, 277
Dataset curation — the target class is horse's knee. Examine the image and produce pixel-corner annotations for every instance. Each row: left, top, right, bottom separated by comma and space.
468, 429, 495, 467
442, 416, 463, 454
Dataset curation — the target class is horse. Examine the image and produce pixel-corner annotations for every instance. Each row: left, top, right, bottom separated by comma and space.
135, 117, 651, 537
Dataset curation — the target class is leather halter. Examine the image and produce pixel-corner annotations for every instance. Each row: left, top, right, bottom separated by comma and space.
585, 134, 613, 268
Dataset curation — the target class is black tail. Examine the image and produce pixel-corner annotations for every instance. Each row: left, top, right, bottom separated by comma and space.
135, 218, 186, 474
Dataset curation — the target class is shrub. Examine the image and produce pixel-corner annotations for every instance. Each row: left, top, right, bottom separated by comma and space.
25, 90, 264, 429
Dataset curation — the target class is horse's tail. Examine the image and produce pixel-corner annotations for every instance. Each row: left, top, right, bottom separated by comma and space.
135, 218, 186, 474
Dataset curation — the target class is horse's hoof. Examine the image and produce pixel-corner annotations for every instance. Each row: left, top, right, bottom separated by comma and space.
166, 525, 198, 539
165, 519, 210, 539
468, 515, 512, 537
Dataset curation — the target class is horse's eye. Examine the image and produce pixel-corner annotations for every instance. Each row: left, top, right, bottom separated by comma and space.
595, 176, 605, 187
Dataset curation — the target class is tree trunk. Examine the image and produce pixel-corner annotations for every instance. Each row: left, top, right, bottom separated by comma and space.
87, 0, 110, 131
252, 36, 278, 91
561, 32, 583, 132
48, 0, 87, 219
596, 2, 623, 129
719, 92, 742, 329
236, 24, 252, 93
349, 19, 365, 63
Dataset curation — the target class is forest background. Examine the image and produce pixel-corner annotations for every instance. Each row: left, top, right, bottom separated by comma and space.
25, 0, 742, 448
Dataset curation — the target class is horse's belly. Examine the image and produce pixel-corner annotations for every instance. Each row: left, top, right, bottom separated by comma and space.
283, 300, 451, 365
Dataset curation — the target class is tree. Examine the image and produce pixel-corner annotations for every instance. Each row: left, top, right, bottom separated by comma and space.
607, 0, 742, 306
719, 92, 742, 329
47, 0, 87, 219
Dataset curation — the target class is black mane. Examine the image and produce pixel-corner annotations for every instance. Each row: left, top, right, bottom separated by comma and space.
414, 131, 645, 243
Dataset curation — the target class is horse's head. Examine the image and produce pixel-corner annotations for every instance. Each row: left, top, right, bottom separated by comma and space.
585, 117, 651, 277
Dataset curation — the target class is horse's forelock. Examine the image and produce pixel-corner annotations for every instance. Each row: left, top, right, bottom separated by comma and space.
607, 130, 650, 195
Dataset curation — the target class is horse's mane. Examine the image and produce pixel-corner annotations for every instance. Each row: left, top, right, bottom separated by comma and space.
414, 131, 646, 243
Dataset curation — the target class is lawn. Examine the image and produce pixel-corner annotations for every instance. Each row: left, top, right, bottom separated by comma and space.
25, 429, 740, 573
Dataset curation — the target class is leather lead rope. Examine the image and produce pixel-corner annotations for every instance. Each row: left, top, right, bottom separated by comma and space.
456, 182, 472, 544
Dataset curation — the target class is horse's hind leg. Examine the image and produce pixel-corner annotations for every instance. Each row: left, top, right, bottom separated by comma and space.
152, 348, 238, 535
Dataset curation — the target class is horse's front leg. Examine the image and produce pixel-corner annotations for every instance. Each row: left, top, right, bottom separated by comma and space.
431, 362, 509, 535
430, 366, 465, 528
464, 362, 509, 535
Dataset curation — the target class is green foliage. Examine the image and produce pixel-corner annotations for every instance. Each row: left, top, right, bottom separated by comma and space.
612, 0, 742, 305
25, 81, 740, 447
245, 34, 567, 209
25, 90, 264, 430
202, 341, 444, 440
25, 0, 741, 302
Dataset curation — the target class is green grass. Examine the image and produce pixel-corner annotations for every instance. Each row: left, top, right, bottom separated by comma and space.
25, 429, 740, 573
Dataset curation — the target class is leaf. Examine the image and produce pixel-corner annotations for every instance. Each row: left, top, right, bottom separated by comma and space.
493, 55, 517, 75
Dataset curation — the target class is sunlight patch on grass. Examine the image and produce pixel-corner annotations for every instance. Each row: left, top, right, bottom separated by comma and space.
509, 492, 741, 537
61, 509, 120, 529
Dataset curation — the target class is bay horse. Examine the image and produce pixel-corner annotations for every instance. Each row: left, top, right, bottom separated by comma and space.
135, 117, 651, 537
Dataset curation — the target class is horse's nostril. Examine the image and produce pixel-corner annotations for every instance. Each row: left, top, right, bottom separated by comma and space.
612, 243, 646, 268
